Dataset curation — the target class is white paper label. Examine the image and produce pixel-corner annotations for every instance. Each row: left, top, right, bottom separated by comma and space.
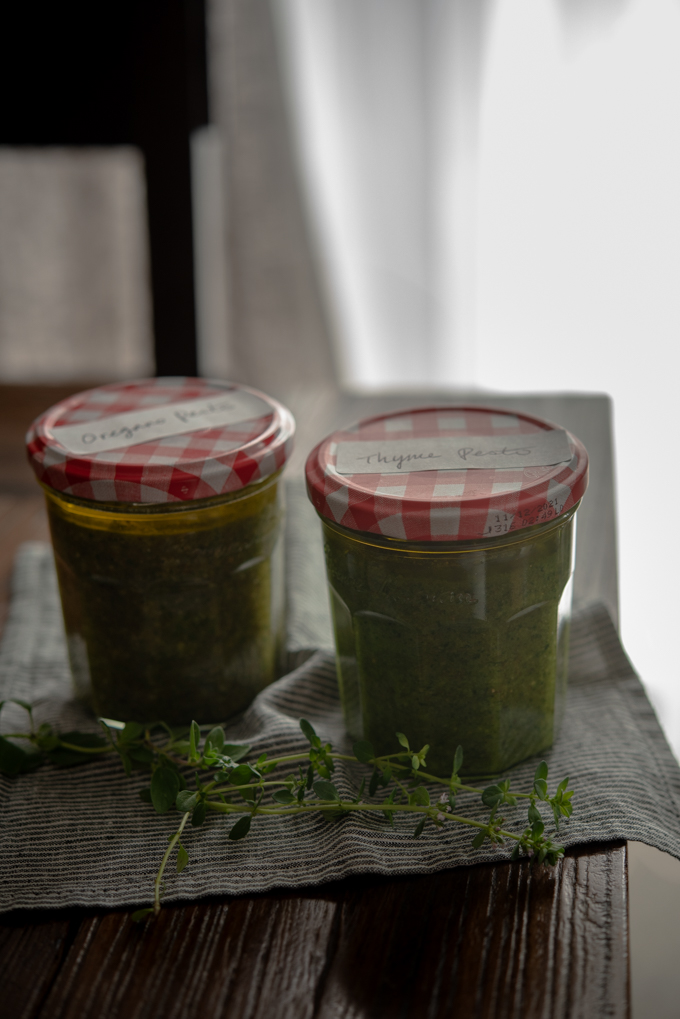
50, 391, 270, 455
335, 430, 572, 474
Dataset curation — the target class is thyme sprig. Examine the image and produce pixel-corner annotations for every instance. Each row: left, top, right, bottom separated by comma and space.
0, 699, 574, 921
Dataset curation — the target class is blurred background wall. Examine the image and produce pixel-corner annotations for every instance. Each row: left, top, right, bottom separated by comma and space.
0, 0, 679, 761
0, 147, 154, 382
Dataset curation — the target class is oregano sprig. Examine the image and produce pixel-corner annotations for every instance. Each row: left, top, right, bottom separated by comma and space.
0, 703, 574, 920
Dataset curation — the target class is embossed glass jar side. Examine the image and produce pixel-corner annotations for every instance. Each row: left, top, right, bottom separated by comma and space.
45, 474, 286, 722
321, 508, 577, 777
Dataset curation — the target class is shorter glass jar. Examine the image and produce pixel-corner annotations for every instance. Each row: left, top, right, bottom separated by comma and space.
306, 405, 589, 776
27, 378, 294, 722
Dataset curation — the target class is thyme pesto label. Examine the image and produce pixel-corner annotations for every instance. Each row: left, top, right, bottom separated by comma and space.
335, 430, 572, 475
50, 391, 271, 455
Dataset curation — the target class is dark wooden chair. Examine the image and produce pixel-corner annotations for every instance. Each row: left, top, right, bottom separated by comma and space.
0, 0, 209, 377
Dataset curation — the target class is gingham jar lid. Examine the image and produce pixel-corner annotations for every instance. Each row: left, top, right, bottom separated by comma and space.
305, 406, 588, 542
26, 377, 295, 504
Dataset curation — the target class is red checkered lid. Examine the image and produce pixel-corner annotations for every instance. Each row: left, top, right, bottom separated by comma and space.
305, 406, 588, 542
26, 377, 295, 503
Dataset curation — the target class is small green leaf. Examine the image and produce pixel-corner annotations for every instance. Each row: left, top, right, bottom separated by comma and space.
300, 718, 321, 747
272, 789, 296, 804
413, 786, 430, 807
119, 722, 144, 743
534, 761, 548, 781
380, 766, 392, 786
205, 726, 225, 752
131, 907, 155, 923
537, 847, 548, 865
413, 818, 426, 838
396, 732, 410, 750
176, 844, 189, 873
411, 755, 420, 771
192, 802, 207, 827
482, 785, 503, 808
453, 746, 464, 774
229, 763, 257, 786
313, 780, 340, 801
190, 720, 200, 758
222, 744, 251, 762
533, 778, 548, 801
510, 843, 521, 861
228, 815, 252, 841
171, 740, 192, 755
139, 788, 152, 803
150, 766, 180, 813
352, 740, 375, 764
531, 820, 545, 838
472, 830, 486, 849
176, 790, 199, 813
528, 803, 542, 824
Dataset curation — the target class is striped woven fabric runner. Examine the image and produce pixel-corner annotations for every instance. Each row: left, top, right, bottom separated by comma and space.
1, 525, 679, 912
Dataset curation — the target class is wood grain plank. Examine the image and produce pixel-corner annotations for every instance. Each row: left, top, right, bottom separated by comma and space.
0, 844, 627, 1019
313, 843, 628, 1019
0, 911, 78, 1019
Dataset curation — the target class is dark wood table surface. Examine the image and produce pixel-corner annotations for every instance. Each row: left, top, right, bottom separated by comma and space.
0, 384, 629, 1019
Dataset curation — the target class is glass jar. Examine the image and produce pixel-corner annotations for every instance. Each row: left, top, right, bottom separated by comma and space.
27, 378, 294, 723
306, 406, 588, 776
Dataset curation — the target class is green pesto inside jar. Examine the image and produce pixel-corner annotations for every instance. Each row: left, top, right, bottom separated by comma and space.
44, 471, 285, 723
321, 508, 577, 777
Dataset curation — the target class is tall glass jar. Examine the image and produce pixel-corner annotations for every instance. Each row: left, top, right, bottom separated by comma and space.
26, 377, 295, 723
306, 406, 588, 776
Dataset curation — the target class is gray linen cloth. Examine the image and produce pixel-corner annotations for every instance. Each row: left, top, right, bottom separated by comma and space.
1, 484, 680, 912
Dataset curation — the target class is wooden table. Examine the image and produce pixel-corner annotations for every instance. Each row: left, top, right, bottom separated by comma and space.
0, 385, 628, 1019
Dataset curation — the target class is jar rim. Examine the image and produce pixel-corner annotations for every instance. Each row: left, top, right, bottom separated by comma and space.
305, 404, 588, 543
26, 377, 295, 505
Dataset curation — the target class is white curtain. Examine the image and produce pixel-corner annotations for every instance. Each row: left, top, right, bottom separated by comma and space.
273, 0, 493, 388
274, 0, 680, 756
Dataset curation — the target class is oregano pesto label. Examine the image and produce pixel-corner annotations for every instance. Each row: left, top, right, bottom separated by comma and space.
335, 430, 572, 474
50, 390, 271, 455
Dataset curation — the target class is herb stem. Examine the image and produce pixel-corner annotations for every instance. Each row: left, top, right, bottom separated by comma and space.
205, 798, 493, 827
58, 741, 112, 755
154, 811, 190, 915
